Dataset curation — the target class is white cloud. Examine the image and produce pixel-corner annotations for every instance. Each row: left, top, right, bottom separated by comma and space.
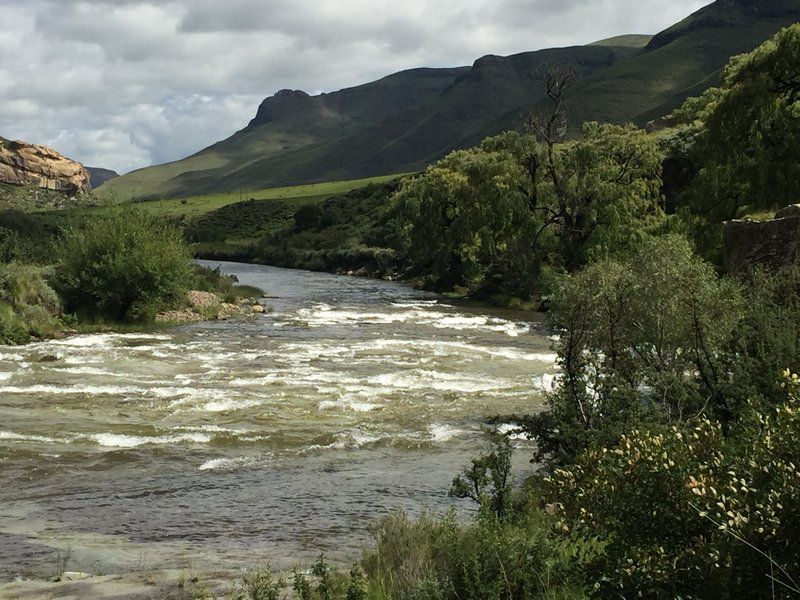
0, 0, 711, 173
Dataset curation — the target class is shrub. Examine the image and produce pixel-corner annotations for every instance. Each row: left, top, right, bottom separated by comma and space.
231, 567, 285, 600
521, 235, 743, 464
362, 509, 589, 600
545, 371, 800, 598
56, 210, 191, 322
0, 262, 61, 343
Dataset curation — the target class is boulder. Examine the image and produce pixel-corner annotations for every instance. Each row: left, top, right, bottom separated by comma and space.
723, 206, 800, 275
0, 139, 91, 194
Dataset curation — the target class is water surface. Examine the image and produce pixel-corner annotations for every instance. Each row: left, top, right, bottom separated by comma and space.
0, 261, 554, 579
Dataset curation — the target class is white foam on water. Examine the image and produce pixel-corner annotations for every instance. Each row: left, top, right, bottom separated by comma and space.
318, 396, 381, 412
427, 423, 466, 443
390, 300, 439, 308
532, 373, 558, 391
229, 374, 279, 387
0, 430, 58, 443
0, 353, 25, 362
90, 432, 212, 448
199, 457, 257, 471
149, 386, 198, 399
290, 304, 532, 337
56, 367, 120, 376
369, 370, 511, 394
0, 384, 144, 395
45, 333, 172, 349
497, 423, 529, 441
202, 398, 262, 412
0, 372, 12, 382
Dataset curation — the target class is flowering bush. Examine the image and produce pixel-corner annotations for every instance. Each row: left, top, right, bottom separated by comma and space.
545, 371, 800, 598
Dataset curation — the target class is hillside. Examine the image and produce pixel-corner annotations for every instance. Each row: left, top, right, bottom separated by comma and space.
100, 0, 800, 200
86, 166, 119, 188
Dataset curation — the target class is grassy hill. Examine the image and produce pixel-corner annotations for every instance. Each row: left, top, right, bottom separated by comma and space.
99, 0, 800, 201
589, 34, 653, 48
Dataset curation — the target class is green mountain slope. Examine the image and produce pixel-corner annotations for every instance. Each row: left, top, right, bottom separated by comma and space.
101, 0, 800, 201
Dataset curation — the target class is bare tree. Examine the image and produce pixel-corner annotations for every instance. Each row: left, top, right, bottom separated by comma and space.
520, 64, 576, 230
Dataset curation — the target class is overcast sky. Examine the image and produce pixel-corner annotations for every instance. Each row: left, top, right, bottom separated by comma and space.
0, 0, 711, 174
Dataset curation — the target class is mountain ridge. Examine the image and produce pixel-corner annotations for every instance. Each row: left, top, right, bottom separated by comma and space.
99, 0, 800, 200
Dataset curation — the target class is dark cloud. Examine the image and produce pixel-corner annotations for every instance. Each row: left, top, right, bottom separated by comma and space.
0, 0, 710, 173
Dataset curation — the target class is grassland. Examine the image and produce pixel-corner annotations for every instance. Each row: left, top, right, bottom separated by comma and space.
120, 173, 406, 220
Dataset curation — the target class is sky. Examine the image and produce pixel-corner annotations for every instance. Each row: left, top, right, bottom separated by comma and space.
0, 0, 711, 174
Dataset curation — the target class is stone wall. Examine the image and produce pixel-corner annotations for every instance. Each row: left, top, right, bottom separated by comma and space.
723, 205, 800, 275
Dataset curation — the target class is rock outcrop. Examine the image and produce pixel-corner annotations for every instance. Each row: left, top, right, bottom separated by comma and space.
0, 138, 91, 194
723, 205, 800, 275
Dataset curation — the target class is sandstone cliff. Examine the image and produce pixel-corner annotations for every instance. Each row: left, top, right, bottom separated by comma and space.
0, 138, 91, 195
723, 205, 800, 275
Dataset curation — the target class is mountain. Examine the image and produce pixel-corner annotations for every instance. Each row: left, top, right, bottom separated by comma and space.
86, 167, 119, 188
101, 0, 800, 201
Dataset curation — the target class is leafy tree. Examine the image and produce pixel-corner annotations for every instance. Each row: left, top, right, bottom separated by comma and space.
521, 236, 743, 464
56, 209, 191, 322
676, 25, 800, 256
534, 122, 665, 270
393, 147, 539, 294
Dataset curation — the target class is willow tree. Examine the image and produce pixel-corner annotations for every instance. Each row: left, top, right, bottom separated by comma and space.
393, 147, 540, 294
680, 24, 800, 224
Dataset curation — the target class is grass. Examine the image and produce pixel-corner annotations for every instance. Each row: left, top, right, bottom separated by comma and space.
115, 174, 406, 221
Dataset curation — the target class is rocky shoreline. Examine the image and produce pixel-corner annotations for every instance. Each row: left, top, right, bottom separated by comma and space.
155, 289, 266, 324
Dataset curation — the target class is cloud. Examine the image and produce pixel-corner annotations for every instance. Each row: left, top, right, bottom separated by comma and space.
0, 0, 711, 174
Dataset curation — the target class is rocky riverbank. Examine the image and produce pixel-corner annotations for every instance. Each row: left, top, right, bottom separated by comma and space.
155, 290, 266, 324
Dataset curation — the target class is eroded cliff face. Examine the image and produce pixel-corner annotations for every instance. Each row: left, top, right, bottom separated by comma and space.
0, 139, 91, 194
723, 205, 800, 275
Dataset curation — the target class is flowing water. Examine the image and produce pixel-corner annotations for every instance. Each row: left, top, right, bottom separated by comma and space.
0, 261, 555, 579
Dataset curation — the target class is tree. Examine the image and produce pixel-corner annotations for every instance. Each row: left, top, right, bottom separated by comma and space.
393, 147, 539, 294
677, 24, 800, 252
56, 209, 191, 322
521, 236, 743, 464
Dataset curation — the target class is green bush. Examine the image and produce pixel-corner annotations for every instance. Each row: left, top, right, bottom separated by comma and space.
545, 371, 800, 598
724, 265, 800, 411
362, 509, 589, 600
521, 235, 743, 464
56, 210, 191, 322
0, 262, 61, 344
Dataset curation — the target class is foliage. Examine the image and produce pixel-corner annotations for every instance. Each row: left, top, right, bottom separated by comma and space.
0, 262, 62, 344
722, 265, 800, 415
393, 146, 539, 293
249, 181, 402, 278
545, 372, 800, 598
521, 236, 743, 464
230, 567, 285, 600
539, 122, 664, 269
191, 263, 262, 303
362, 509, 589, 600
675, 24, 800, 257
450, 429, 514, 519
55, 209, 192, 322
393, 119, 663, 296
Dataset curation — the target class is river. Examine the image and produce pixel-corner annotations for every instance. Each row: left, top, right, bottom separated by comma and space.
0, 261, 555, 580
